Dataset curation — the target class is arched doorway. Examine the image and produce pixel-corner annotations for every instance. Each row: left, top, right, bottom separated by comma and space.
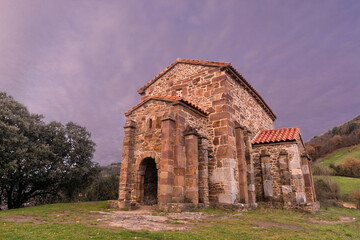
139, 157, 158, 205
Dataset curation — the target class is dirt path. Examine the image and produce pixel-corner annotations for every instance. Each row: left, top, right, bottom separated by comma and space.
343, 202, 357, 209
96, 207, 215, 231
252, 220, 304, 231
308, 216, 356, 225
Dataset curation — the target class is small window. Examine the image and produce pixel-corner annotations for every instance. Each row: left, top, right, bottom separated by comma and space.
176, 89, 182, 97
149, 119, 152, 129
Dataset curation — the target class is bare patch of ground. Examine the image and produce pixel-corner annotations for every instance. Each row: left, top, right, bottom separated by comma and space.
343, 202, 357, 209
3, 215, 44, 224
90, 206, 235, 231
252, 220, 304, 231
308, 216, 356, 225
95, 209, 216, 231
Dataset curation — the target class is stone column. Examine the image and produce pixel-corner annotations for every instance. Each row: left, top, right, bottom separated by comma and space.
278, 151, 292, 207
198, 136, 209, 207
244, 130, 256, 206
159, 117, 175, 205
289, 152, 306, 204
235, 125, 248, 204
301, 155, 315, 203
260, 152, 273, 200
184, 126, 199, 205
173, 113, 186, 203
308, 160, 317, 202
118, 120, 136, 204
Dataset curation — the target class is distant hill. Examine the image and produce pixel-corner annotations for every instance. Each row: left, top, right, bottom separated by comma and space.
100, 163, 121, 176
306, 115, 360, 161
319, 145, 360, 166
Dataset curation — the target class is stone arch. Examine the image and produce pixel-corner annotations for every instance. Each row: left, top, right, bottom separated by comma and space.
134, 152, 160, 172
133, 152, 160, 205
139, 157, 158, 205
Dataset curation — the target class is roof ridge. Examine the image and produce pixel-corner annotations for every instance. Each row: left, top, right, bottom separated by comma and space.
125, 94, 209, 116
137, 58, 276, 121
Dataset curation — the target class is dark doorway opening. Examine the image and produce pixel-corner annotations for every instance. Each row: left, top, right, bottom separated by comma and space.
141, 158, 158, 205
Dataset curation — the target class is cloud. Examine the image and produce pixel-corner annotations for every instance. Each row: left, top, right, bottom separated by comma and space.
0, 0, 359, 165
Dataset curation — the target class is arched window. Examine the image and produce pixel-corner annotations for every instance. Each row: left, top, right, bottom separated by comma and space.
149, 119, 152, 129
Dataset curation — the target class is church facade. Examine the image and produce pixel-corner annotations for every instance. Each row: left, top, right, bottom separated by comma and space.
117, 59, 319, 212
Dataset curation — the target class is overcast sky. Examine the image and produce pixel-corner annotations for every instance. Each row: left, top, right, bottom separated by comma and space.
1, 0, 359, 165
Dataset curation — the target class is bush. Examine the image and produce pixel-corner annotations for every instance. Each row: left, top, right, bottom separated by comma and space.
84, 174, 119, 201
312, 163, 332, 176
314, 177, 341, 207
352, 189, 360, 209
339, 158, 360, 178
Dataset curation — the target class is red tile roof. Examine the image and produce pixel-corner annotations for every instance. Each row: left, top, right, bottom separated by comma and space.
252, 127, 300, 144
125, 95, 209, 116
137, 58, 276, 121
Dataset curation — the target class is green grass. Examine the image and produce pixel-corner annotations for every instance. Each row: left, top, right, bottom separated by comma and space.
315, 145, 360, 201
314, 175, 360, 202
0, 202, 359, 239
319, 145, 360, 167
313, 176, 360, 196
331, 176, 360, 196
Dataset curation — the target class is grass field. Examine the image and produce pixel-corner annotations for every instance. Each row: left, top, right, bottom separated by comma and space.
314, 175, 360, 200
315, 145, 360, 201
0, 201, 359, 239
319, 145, 360, 166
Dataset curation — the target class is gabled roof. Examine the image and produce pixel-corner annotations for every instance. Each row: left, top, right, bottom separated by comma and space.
125, 95, 209, 116
252, 127, 300, 144
137, 58, 276, 121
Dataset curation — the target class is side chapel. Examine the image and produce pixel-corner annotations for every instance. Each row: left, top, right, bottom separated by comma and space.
117, 59, 319, 212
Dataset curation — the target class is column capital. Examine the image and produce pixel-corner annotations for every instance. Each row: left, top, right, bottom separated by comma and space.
124, 120, 136, 129
184, 126, 199, 136
234, 122, 245, 130
161, 117, 175, 122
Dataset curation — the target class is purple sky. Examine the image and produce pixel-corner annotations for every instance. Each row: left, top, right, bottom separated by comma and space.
1, 0, 359, 166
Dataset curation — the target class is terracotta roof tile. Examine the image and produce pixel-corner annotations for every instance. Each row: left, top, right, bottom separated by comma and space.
137, 58, 276, 121
252, 127, 299, 144
125, 95, 209, 116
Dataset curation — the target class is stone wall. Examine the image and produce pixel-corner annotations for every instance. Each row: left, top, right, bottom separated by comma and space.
118, 60, 318, 212
139, 63, 275, 206
252, 139, 311, 208
119, 98, 209, 206
226, 74, 274, 136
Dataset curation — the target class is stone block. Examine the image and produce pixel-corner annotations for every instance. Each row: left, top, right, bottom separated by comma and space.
248, 184, 255, 192
263, 180, 273, 197
295, 192, 306, 204
282, 185, 292, 194
107, 200, 125, 209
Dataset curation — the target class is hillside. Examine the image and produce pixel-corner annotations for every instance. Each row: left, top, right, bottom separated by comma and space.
314, 145, 360, 203
306, 115, 360, 161
319, 144, 360, 166
100, 163, 121, 176
0, 201, 359, 239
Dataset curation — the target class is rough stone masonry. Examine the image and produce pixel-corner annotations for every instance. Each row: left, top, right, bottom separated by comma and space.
115, 58, 319, 213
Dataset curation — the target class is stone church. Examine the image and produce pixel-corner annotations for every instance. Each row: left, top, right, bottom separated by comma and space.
117, 59, 319, 212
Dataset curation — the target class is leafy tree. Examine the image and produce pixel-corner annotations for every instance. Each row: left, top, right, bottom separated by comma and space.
0, 92, 100, 209
85, 174, 119, 201
306, 115, 360, 161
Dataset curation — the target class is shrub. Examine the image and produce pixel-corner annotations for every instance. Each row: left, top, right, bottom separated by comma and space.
84, 174, 119, 201
352, 189, 360, 209
314, 177, 341, 207
312, 163, 332, 176
339, 158, 360, 178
